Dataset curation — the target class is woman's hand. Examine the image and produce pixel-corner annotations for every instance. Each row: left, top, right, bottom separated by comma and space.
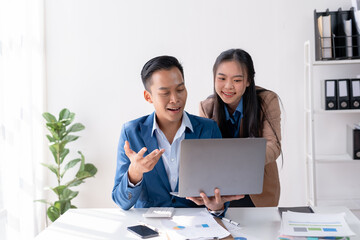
186, 188, 244, 211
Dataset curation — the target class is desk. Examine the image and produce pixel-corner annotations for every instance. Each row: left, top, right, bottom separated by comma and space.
34, 207, 360, 240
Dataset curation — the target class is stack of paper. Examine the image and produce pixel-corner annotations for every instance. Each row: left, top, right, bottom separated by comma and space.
344, 19, 353, 57
318, 15, 333, 59
278, 211, 355, 240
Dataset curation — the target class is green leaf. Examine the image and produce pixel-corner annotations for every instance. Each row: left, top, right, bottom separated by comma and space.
34, 199, 52, 205
59, 140, 68, 152
61, 158, 81, 178
59, 128, 66, 140
76, 163, 97, 179
64, 113, 75, 126
68, 191, 79, 200
67, 179, 84, 187
70, 205, 77, 209
84, 163, 97, 177
76, 171, 92, 179
64, 158, 81, 171
60, 188, 79, 201
41, 163, 59, 177
78, 151, 85, 172
47, 206, 60, 222
47, 128, 60, 140
54, 200, 71, 215
46, 134, 56, 143
62, 201, 71, 214
49, 144, 59, 164
59, 109, 70, 121
67, 123, 85, 133
52, 185, 67, 196
59, 148, 70, 164
43, 112, 57, 123
46, 122, 58, 130
63, 135, 79, 142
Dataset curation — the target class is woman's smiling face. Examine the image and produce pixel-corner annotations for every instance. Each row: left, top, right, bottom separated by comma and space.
214, 60, 249, 112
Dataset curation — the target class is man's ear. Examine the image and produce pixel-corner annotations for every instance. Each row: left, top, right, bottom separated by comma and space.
144, 90, 153, 103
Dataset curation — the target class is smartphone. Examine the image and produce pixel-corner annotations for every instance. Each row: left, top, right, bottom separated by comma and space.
127, 225, 159, 239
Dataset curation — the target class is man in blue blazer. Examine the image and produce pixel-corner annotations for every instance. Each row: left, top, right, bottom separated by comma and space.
112, 56, 242, 213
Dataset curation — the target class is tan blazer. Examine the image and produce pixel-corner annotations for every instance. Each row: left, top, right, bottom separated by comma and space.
199, 87, 281, 207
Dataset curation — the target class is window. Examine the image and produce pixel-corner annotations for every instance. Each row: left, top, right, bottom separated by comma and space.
0, 0, 46, 239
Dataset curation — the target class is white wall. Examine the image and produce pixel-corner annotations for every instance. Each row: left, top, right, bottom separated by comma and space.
44, 0, 353, 208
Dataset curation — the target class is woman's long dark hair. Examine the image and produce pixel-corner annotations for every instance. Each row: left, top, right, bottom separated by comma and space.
213, 49, 281, 148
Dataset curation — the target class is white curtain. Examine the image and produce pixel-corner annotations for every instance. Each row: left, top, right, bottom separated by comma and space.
0, 0, 46, 239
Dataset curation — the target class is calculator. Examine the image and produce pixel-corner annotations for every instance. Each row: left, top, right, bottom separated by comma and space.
143, 207, 175, 218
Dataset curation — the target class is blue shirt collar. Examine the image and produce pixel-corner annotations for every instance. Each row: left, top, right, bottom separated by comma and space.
224, 97, 244, 124
151, 111, 193, 137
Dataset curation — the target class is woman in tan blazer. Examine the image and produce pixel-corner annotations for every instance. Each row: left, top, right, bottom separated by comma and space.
199, 49, 282, 207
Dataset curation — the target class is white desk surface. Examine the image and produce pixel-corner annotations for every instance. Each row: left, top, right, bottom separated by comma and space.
34, 206, 360, 240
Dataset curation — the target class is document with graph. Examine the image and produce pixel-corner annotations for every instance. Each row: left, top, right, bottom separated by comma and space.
280, 211, 355, 237
161, 210, 230, 239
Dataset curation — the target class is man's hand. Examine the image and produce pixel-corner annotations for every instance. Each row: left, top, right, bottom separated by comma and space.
124, 140, 165, 185
186, 188, 244, 211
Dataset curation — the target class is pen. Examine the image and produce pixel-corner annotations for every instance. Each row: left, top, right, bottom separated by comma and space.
222, 217, 240, 227
138, 221, 159, 232
185, 238, 219, 240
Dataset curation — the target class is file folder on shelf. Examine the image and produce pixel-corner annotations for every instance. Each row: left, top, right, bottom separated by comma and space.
350, 79, 360, 108
344, 19, 353, 57
335, 8, 348, 58
347, 124, 360, 159
337, 79, 350, 109
318, 14, 333, 59
314, 8, 360, 60
325, 80, 337, 110
351, 8, 360, 57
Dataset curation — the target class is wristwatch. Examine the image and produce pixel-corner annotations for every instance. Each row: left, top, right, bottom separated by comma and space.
207, 208, 225, 216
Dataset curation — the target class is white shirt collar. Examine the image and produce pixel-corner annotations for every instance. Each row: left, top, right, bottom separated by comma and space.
151, 111, 193, 137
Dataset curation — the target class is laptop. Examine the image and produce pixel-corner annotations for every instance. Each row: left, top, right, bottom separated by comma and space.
170, 138, 266, 197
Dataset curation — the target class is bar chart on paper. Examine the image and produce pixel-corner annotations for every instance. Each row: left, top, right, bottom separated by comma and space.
280, 211, 355, 237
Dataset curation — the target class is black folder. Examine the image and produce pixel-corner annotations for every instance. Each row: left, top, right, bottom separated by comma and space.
334, 8, 347, 58
347, 124, 360, 159
337, 79, 350, 109
350, 79, 360, 109
325, 80, 337, 110
350, 8, 360, 57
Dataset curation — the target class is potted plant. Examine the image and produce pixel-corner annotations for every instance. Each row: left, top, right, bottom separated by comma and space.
36, 108, 97, 222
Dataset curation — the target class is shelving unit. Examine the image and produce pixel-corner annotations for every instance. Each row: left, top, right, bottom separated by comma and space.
304, 41, 360, 210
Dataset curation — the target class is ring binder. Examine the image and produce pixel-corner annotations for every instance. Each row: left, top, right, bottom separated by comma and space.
325, 80, 337, 110
337, 79, 350, 109
350, 79, 360, 109
347, 124, 360, 160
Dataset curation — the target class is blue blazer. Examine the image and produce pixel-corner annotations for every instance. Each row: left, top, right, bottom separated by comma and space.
112, 112, 222, 210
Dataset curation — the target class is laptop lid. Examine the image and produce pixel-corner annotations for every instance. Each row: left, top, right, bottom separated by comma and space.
171, 138, 266, 197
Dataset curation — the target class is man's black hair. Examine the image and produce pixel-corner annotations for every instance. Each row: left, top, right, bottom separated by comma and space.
141, 55, 184, 91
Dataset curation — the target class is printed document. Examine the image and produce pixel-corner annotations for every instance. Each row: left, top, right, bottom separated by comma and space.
280, 211, 355, 237
161, 210, 230, 240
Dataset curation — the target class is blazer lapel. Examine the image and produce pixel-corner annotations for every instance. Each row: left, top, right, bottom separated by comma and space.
185, 113, 201, 140
140, 112, 171, 192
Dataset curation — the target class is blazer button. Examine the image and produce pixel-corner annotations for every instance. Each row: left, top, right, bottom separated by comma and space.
128, 192, 132, 200
172, 198, 176, 203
